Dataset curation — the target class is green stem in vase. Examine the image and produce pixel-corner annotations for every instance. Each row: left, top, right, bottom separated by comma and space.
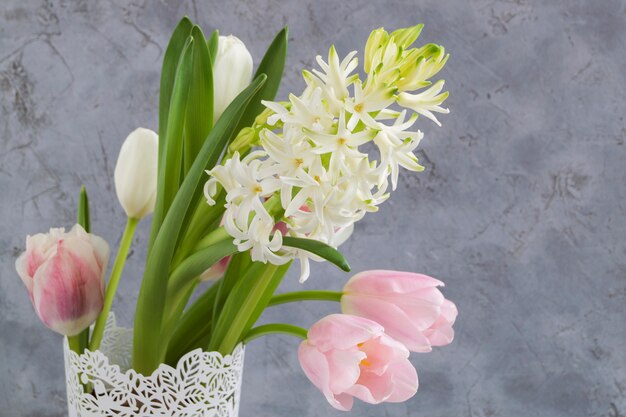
89, 217, 139, 351
67, 334, 83, 355
243, 323, 308, 344
268, 290, 343, 306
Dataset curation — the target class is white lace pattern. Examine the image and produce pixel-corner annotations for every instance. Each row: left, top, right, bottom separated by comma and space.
64, 314, 245, 417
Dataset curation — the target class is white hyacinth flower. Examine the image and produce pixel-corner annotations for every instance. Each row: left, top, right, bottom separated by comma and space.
204, 25, 449, 281
397, 80, 450, 126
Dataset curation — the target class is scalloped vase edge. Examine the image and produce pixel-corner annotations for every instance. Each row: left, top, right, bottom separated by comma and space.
63, 313, 245, 417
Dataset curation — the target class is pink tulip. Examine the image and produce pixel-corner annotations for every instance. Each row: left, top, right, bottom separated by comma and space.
15, 225, 110, 336
298, 314, 418, 411
341, 270, 457, 352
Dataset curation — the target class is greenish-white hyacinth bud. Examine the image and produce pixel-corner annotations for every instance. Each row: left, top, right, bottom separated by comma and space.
364, 28, 389, 74
213, 35, 253, 122
390, 24, 424, 49
114, 128, 158, 219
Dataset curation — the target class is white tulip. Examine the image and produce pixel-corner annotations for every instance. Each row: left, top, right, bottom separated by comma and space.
114, 128, 158, 219
213, 35, 253, 122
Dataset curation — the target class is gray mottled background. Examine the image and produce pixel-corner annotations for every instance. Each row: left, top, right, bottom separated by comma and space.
1, 0, 625, 416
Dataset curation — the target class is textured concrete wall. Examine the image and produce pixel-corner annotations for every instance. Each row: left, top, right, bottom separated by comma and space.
1, 1, 625, 416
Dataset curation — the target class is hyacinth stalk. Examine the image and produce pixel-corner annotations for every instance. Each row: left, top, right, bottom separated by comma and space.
205, 24, 450, 283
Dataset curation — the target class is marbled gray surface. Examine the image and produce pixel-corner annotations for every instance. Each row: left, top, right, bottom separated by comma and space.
1, 0, 625, 416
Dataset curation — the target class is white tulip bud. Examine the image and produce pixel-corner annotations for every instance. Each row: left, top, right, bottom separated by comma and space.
213, 35, 253, 122
114, 128, 158, 219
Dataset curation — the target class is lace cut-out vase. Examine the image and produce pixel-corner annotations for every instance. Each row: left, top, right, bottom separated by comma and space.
63, 314, 245, 417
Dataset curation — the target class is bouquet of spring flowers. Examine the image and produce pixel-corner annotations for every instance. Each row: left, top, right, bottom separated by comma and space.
15, 16, 457, 415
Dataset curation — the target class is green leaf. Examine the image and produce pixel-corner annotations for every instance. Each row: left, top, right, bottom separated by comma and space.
160, 280, 197, 356
151, 17, 193, 251
211, 251, 249, 324
183, 26, 213, 175
173, 190, 225, 262
158, 17, 193, 163
150, 34, 195, 251
210, 262, 291, 354
132, 74, 267, 374
208, 261, 267, 352
281, 236, 351, 272
71, 185, 91, 355
232, 27, 288, 134
208, 30, 219, 65
241, 262, 291, 336
161, 36, 195, 210
209, 261, 291, 355
77, 185, 90, 232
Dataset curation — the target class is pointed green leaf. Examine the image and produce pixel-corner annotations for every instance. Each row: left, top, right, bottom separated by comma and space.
157, 36, 194, 223
281, 236, 351, 272
158, 17, 193, 158
211, 251, 249, 323
210, 261, 290, 354
184, 26, 213, 175
77, 185, 90, 232
208, 30, 219, 65
73, 185, 91, 354
242, 262, 291, 336
150, 33, 195, 251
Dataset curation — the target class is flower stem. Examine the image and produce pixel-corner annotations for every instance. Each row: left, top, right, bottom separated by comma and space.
67, 335, 83, 355
89, 217, 139, 351
268, 290, 343, 306
243, 323, 308, 344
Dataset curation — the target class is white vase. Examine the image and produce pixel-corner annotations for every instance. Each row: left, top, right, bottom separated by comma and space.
63, 314, 245, 417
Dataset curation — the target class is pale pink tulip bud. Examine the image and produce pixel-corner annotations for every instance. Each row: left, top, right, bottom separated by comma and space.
298, 314, 418, 411
199, 255, 231, 282
15, 225, 110, 336
341, 270, 457, 352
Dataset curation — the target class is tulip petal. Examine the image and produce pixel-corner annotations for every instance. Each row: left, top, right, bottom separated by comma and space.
15, 252, 32, 295
424, 299, 458, 347
114, 128, 158, 219
326, 348, 365, 393
347, 371, 393, 404
358, 334, 408, 376
89, 234, 110, 273
344, 270, 444, 295
342, 295, 433, 352
307, 314, 384, 352
299, 341, 352, 411
25, 230, 62, 277
385, 360, 419, 402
